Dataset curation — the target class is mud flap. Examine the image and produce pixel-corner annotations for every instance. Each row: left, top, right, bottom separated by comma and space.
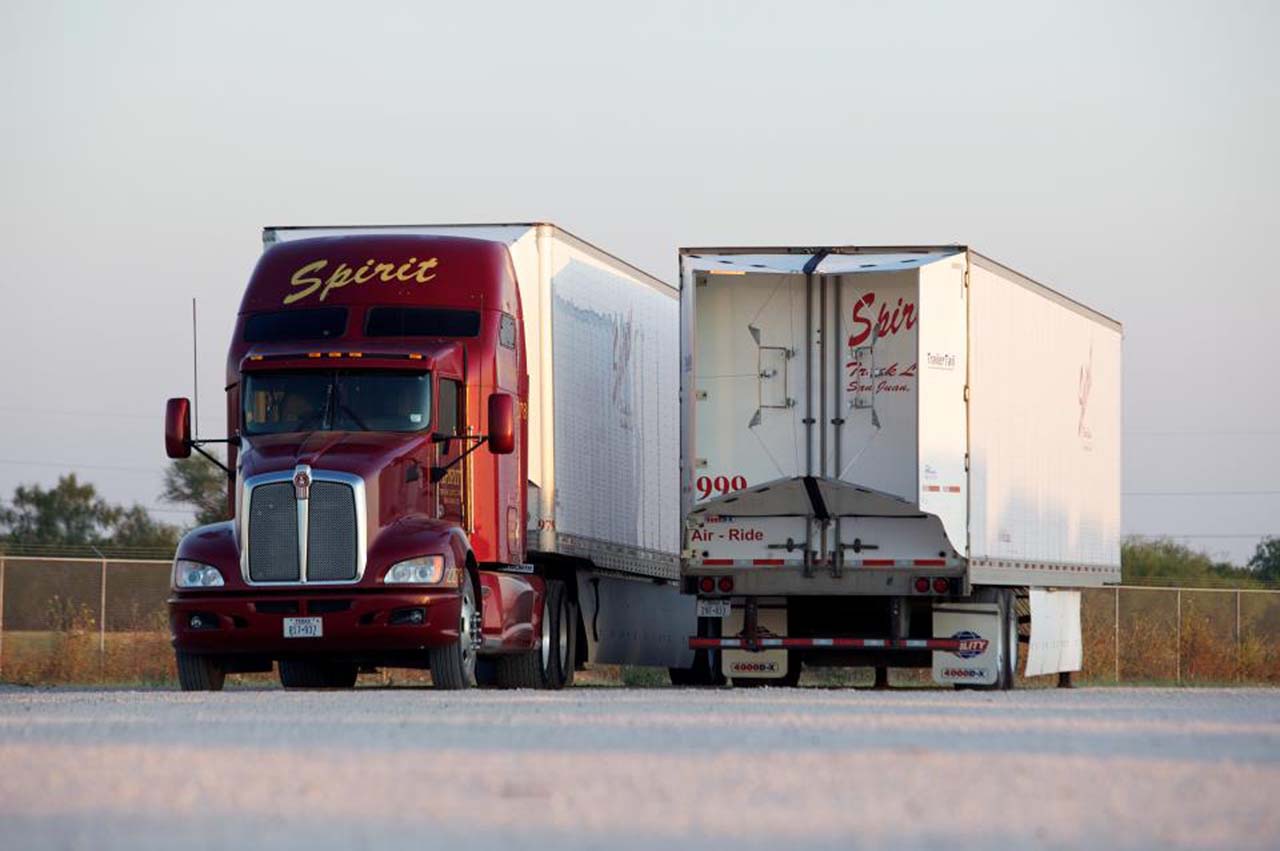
721, 603, 789, 680
931, 603, 1000, 686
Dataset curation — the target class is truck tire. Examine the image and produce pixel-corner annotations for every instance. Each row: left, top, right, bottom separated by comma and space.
495, 578, 575, 689
278, 659, 358, 689
430, 572, 480, 690
996, 588, 1019, 691
959, 587, 1018, 692
176, 651, 226, 692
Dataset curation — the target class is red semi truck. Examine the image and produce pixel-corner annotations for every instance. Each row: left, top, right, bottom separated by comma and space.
165, 224, 694, 690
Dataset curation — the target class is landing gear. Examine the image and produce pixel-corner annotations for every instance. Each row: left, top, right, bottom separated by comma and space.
495, 578, 577, 689
669, 648, 726, 686
430, 572, 480, 690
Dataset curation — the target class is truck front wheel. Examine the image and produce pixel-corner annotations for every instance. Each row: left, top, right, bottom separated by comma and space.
430, 573, 480, 690
176, 651, 226, 692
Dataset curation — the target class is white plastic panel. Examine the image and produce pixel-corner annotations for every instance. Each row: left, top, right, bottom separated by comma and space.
915, 257, 969, 555
968, 262, 1122, 581
1026, 588, 1083, 675
550, 235, 680, 557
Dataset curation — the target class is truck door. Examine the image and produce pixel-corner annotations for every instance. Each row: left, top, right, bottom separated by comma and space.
435, 376, 465, 523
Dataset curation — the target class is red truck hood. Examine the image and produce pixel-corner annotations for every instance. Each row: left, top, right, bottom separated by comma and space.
239, 431, 430, 482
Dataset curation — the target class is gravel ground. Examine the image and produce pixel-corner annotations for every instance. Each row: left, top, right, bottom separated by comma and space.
1, 685, 1278, 850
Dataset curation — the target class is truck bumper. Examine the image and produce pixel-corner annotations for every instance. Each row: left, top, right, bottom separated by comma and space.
169, 590, 462, 656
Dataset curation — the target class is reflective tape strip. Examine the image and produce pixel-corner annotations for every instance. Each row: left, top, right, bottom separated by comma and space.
753, 559, 785, 566
690, 637, 967, 651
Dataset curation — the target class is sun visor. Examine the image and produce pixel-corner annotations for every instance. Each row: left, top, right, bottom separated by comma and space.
689, 477, 924, 519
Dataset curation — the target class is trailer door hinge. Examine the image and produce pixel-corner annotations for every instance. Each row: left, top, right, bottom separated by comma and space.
964, 453, 970, 472
963, 385, 970, 402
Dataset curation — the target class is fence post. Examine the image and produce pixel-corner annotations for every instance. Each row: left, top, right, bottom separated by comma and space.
0, 554, 5, 679
99, 557, 107, 657
1114, 586, 1120, 683
1175, 588, 1182, 685
1236, 590, 1242, 683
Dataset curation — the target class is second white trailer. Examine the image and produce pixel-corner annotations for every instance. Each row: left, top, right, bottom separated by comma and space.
680, 245, 1121, 688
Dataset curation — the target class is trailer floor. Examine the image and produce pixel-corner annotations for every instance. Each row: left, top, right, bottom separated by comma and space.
1, 685, 1277, 850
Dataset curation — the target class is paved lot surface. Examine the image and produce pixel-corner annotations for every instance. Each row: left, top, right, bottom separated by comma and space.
1, 685, 1278, 850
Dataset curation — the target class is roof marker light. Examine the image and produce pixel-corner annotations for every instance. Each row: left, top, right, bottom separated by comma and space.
308, 352, 322, 359
408, 353, 423, 360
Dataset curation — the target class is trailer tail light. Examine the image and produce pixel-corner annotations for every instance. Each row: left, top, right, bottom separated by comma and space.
717, 576, 734, 594
698, 577, 715, 594
932, 577, 950, 595
914, 577, 930, 593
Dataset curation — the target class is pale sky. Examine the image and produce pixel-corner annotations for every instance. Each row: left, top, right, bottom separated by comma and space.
2, 0, 1277, 562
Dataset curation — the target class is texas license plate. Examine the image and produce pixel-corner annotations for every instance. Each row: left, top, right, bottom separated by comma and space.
283, 617, 323, 638
696, 599, 731, 618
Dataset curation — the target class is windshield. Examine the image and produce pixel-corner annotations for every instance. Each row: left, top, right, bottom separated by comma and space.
243, 370, 432, 435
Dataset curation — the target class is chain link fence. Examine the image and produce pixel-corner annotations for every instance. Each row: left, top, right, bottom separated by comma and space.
1, 555, 1278, 685
0, 556, 175, 683
1080, 585, 1280, 684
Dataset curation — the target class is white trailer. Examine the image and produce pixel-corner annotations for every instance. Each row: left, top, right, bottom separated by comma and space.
679, 245, 1121, 688
266, 223, 694, 669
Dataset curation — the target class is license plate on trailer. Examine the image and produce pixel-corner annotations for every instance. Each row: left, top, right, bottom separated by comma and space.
697, 600, 731, 618
283, 617, 323, 638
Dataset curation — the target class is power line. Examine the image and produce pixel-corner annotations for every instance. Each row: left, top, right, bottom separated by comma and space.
1126, 430, 1280, 437
1127, 533, 1275, 539
0, 458, 160, 475
1125, 490, 1280, 496
0, 405, 154, 421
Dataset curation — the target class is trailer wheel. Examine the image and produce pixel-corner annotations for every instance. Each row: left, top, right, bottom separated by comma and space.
959, 588, 1018, 692
430, 572, 480, 690
176, 651, 225, 692
278, 659, 358, 689
495, 578, 574, 689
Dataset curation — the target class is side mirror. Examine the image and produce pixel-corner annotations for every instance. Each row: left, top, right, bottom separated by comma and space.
487, 393, 515, 455
165, 397, 192, 459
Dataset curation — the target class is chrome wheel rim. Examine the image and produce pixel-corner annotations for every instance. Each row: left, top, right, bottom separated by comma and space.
460, 579, 477, 678
540, 598, 552, 671
557, 598, 569, 671
1006, 595, 1018, 683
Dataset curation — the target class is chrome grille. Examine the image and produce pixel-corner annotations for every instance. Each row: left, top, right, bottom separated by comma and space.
243, 469, 364, 584
247, 482, 300, 582
306, 481, 358, 581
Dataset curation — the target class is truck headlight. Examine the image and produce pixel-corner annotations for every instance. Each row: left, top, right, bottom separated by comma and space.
384, 556, 456, 585
174, 559, 225, 588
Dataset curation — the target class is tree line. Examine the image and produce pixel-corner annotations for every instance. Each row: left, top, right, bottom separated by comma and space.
0, 455, 229, 551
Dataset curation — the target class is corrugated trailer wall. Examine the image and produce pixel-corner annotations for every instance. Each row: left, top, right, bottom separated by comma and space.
543, 230, 681, 575
966, 254, 1122, 586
